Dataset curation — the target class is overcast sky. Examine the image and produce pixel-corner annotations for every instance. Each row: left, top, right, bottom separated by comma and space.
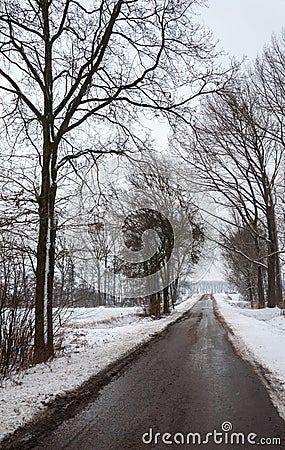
200, 0, 285, 60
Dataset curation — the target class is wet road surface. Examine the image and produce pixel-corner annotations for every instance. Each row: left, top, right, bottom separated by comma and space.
20, 296, 285, 448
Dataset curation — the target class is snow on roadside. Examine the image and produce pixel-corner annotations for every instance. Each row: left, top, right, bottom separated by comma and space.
0, 295, 201, 441
214, 293, 285, 421
63, 305, 143, 328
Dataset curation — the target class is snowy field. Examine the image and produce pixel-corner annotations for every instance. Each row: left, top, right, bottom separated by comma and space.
0, 295, 201, 441
214, 293, 285, 421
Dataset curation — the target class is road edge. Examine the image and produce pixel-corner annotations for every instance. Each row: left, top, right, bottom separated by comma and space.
212, 294, 285, 423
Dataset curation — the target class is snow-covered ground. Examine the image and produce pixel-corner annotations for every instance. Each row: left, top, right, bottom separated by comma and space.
214, 293, 285, 421
0, 295, 201, 441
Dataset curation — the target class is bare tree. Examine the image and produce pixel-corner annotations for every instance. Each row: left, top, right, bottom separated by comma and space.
0, 0, 228, 362
254, 31, 285, 148
176, 77, 283, 307
113, 156, 205, 315
222, 219, 267, 307
253, 30, 285, 305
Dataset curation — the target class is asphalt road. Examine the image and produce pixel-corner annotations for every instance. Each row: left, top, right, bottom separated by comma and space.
28, 296, 285, 448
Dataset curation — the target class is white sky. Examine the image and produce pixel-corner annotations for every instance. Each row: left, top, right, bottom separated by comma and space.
201, 0, 285, 60
152, 0, 285, 147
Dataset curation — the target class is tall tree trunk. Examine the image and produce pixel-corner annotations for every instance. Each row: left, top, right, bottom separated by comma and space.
171, 278, 179, 308
34, 0, 57, 363
34, 143, 57, 363
257, 265, 265, 308
274, 238, 282, 307
267, 249, 277, 308
246, 268, 254, 307
163, 285, 170, 314
267, 203, 281, 307
253, 232, 265, 308
47, 182, 57, 357
276, 253, 283, 305
34, 193, 49, 363
149, 292, 161, 319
